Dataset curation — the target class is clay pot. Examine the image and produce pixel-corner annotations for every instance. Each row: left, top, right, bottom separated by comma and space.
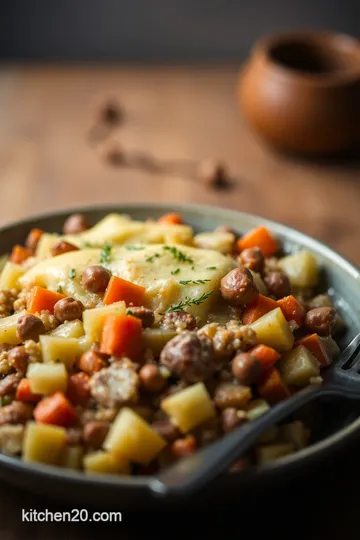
238, 31, 360, 156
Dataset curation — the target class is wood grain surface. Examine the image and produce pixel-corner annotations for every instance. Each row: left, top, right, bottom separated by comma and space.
0, 64, 360, 539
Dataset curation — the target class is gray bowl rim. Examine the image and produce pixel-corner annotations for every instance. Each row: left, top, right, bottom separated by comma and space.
1, 201, 360, 491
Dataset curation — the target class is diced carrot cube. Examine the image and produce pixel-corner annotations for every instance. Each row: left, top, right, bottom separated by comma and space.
237, 226, 278, 257
242, 294, 278, 324
103, 276, 145, 306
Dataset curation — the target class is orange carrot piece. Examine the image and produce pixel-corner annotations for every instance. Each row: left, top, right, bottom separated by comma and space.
277, 295, 305, 327
295, 333, 331, 367
242, 294, 278, 324
257, 367, 290, 404
15, 378, 41, 403
66, 372, 91, 406
237, 226, 278, 257
27, 286, 66, 314
103, 275, 145, 306
34, 392, 77, 427
100, 314, 143, 359
249, 344, 280, 370
157, 213, 184, 225
9, 245, 32, 264
25, 228, 44, 251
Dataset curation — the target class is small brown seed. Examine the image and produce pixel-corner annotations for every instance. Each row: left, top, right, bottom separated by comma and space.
139, 364, 166, 393
17, 314, 45, 342
232, 352, 263, 385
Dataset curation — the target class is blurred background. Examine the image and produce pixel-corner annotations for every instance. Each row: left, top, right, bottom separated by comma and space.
0, 0, 360, 264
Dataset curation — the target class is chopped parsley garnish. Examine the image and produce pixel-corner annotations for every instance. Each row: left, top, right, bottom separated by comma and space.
166, 290, 214, 312
69, 268, 76, 279
163, 246, 193, 264
206, 266, 217, 270
99, 242, 112, 264
83, 241, 94, 248
125, 245, 145, 251
171, 268, 180, 275
179, 279, 211, 285
126, 309, 135, 316
57, 285, 63, 293
146, 253, 160, 263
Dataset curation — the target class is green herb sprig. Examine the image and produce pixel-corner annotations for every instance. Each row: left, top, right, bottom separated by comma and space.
146, 253, 160, 263
163, 246, 193, 264
69, 268, 76, 279
165, 290, 214, 312
99, 242, 112, 265
179, 279, 211, 285
206, 266, 217, 270
171, 268, 180, 275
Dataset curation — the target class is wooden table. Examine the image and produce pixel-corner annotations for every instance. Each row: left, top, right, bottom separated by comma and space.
0, 64, 360, 539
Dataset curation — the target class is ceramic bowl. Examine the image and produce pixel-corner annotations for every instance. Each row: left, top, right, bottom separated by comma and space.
238, 31, 360, 155
0, 203, 360, 509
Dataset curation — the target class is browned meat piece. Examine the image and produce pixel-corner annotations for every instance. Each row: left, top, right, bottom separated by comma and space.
0, 401, 33, 425
159, 310, 196, 331
214, 383, 251, 409
89, 359, 139, 408
160, 331, 216, 383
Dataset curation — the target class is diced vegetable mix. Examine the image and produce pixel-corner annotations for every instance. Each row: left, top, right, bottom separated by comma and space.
0, 212, 344, 476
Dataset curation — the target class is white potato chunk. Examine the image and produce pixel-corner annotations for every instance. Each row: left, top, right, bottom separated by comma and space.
103, 408, 166, 465
278, 345, 320, 386
161, 382, 216, 433
40, 335, 80, 370
83, 301, 126, 342
60, 445, 84, 470
278, 250, 318, 288
256, 442, 295, 465
27, 362, 68, 395
0, 261, 24, 289
83, 451, 130, 475
193, 231, 235, 254
143, 328, 177, 356
0, 311, 26, 345
35, 233, 60, 259
51, 320, 84, 338
23, 422, 67, 465
249, 307, 294, 352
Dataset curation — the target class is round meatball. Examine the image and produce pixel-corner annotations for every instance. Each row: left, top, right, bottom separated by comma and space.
51, 241, 79, 257
54, 297, 84, 323
81, 265, 111, 293
238, 247, 264, 274
89, 360, 139, 408
126, 306, 155, 328
160, 331, 216, 383
264, 271, 291, 299
304, 307, 336, 336
17, 314, 45, 342
232, 352, 263, 385
220, 267, 259, 306
62, 213, 90, 234
159, 310, 196, 331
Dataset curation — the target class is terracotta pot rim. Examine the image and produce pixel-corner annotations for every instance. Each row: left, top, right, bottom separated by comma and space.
252, 30, 360, 87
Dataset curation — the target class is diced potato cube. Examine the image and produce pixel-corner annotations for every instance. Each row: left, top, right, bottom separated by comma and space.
35, 233, 60, 259
77, 335, 92, 354
40, 335, 80, 370
0, 261, 24, 289
27, 362, 68, 395
249, 270, 268, 296
245, 399, 270, 421
143, 328, 177, 357
0, 311, 26, 345
23, 422, 67, 465
249, 307, 294, 352
0, 255, 8, 273
279, 421, 308, 450
256, 442, 295, 465
84, 451, 130, 475
83, 301, 126, 342
161, 382, 216, 432
319, 335, 340, 362
278, 345, 320, 387
60, 445, 84, 469
104, 408, 166, 465
278, 250, 318, 288
51, 320, 84, 338
193, 231, 235, 254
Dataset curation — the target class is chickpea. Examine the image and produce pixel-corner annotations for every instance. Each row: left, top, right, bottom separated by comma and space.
62, 213, 90, 235
17, 314, 45, 342
54, 297, 84, 323
51, 241, 79, 257
232, 352, 263, 385
81, 265, 111, 293
139, 364, 166, 392
220, 267, 259, 306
